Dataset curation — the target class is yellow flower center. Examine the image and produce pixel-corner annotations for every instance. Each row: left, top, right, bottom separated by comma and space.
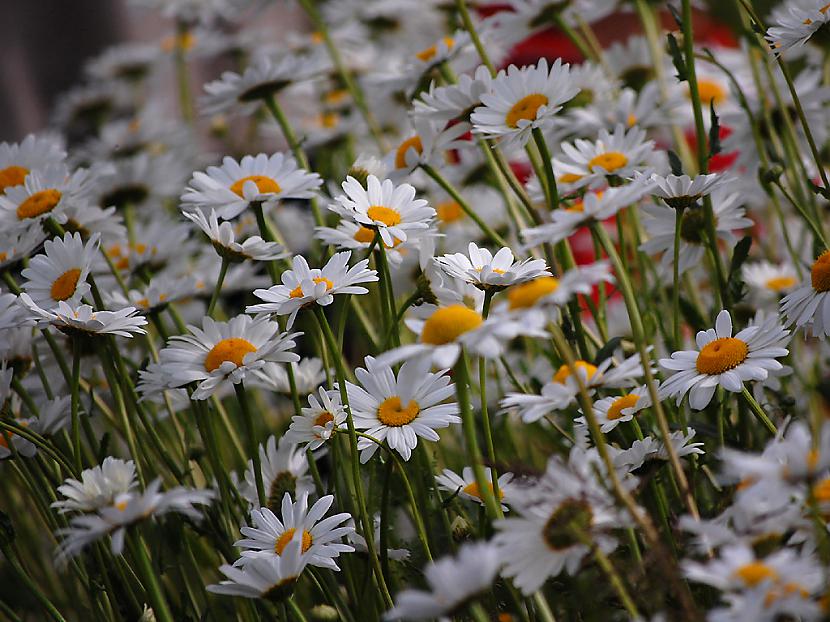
229, 175, 281, 198
436, 200, 464, 224
694, 79, 727, 106
734, 562, 778, 587
765, 276, 797, 292
353, 226, 377, 244
395, 136, 423, 169
626, 113, 637, 127
16, 189, 62, 220
274, 528, 313, 555
366, 205, 402, 227
161, 31, 196, 53
0, 165, 28, 194
505, 93, 549, 128
607, 394, 640, 420
507, 277, 559, 310
50, 268, 82, 302
695, 337, 749, 375
811, 251, 830, 293
416, 37, 455, 62
765, 582, 810, 607
462, 481, 504, 501
813, 477, 830, 503
314, 411, 335, 427
553, 361, 598, 384
204, 338, 257, 372
377, 396, 420, 427
558, 173, 583, 184
115, 498, 129, 512
290, 276, 333, 299
421, 304, 483, 345
587, 151, 629, 173
324, 89, 349, 106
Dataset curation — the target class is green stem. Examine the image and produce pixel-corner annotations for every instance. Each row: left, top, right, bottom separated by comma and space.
478, 291, 501, 505
741, 386, 777, 435
672, 205, 685, 349
70, 337, 82, 474
235, 384, 266, 508
207, 258, 229, 318
531, 127, 560, 211
130, 534, 175, 622
455, 0, 496, 75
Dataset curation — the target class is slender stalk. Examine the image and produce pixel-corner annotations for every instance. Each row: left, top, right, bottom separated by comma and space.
455, 0, 495, 75
207, 258, 229, 318
130, 535, 175, 622
672, 205, 685, 349
235, 384, 266, 508
70, 337, 83, 474
478, 290, 501, 504
531, 127, 560, 211
741, 387, 777, 435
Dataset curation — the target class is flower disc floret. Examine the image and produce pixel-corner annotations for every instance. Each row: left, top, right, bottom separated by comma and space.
695, 337, 748, 375
421, 305, 483, 345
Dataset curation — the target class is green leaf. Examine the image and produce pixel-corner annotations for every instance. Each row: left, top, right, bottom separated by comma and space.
668, 150, 684, 176
593, 336, 623, 365
708, 100, 721, 158
666, 33, 688, 82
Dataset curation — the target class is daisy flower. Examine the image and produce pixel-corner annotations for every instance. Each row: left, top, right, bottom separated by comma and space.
780, 249, 830, 337
377, 304, 548, 369
434, 242, 550, 290
241, 436, 314, 510
766, 1, 830, 53
200, 54, 325, 117
659, 310, 790, 410
345, 356, 460, 462
640, 188, 753, 276
207, 537, 309, 602
262, 358, 326, 396
521, 182, 652, 248
0, 134, 65, 195
742, 261, 799, 298
642, 172, 726, 209
183, 209, 287, 263
18, 295, 148, 339
53, 457, 137, 513
577, 385, 652, 433
314, 219, 436, 268
556, 124, 658, 188
55, 478, 214, 561
0, 227, 47, 271
611, 428, 705, 472
0, 165, 92, 233
494, 452, 627, 594
330, 175, 435, 248
235, 492, 354, 571
246, 251, 377, 328
0, 291, 35, 331
284, 387, 346, 450
503, 262, 613, 311
436, 466, 514, 511
384, 117, 471, 176
0, 397, 69, 459
412, 65, 494, 122
181, 153, 322, 220
471, 58, 579, 146
385, 542, 501, 621
153, 315, 300, 400
20, 232, 99, 310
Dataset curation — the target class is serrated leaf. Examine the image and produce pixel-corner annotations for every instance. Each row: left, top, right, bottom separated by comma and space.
708, 100, 721, 158
666, 33, 688, 82
668, 150, 684, 176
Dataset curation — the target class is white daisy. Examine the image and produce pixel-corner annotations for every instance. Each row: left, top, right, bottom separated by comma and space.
18, 295, 148, 339
0, 291, 35, 331
384, 117, 471, 177
640, 188, 754, 276
0, 165, 92, 233
183, 209, 287, 262
412, 65, 494, 122
780, 249, 830, 338
53, 457, 138, 513
314, 219, 434, 268
642, 172, 727, 209
521, 182, 652, 248
261, 358, 326, 396
20, 232, 99, 310
0, 397, 70, 459
181, 152, 322, 221
659, 310, 790, 410
200, 54, 325, 116
284, 387, 346, 450
611, 429, 705, 472
0, 227, 47, 271
246, 251, 377, 328
345, 356, 460, 462
330, 175, 435, 248
153, 314, 300, 400
742, 261, 799, 298
434, 242, 550, 290
241, 436, 314, 510
503, 262, 613, 311
0, 134, 65, 195
235, 492, 354, 571
436, 466, 514, 510
471, 57, 579, 146
766, 1, 830, 53
384, 542, 501, 621
207, 537, 309, 602
577, 385, 652, 433
556, 124, 658, 188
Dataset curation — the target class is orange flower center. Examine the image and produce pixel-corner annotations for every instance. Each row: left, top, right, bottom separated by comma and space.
558, 172, 583, 184
50, 268, 82, 302
811, 251, 830, 292
314, 411, 335, 427
421, 304, 483, 345
734, 562, 778, 587
274, 528, 313, 555
607, 394, 640, 420
765, 276, 797, 292
462, 480, 504, 501
553, 361, 598, 384
290, 277, 333, 299
588, 152, 628, 173
695, 337, 748, 375
16, 189, 61, 220
813, 477, 830, 503
507, 277, 559, 310
229, 175, 281, 198
693, 79, 727, 106
0, 165, 28, 194
395, 136, 423, 169
366, 205, 402, 227
377, 396, 420, 426
436, 200, 464, 224
416, 37, 455, 62
204, 338, 257, 372
505, 93, 549, 128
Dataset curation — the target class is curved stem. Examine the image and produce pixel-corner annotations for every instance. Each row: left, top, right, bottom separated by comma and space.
741, 386, 777, 435
207, 258, 229, 318
235, 383, 266, 508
